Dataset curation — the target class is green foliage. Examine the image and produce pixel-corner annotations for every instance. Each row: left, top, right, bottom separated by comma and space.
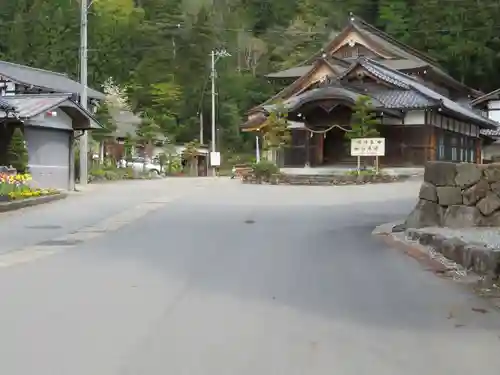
7, 128, 29, 172
89, 165, 135, 182
182, 139, 200, 176
92, 102, 117, 142
261, 103, 291, 151
136, 116, 161, 143
251, 160, 280, 181
344, 96, 381, 140
3, 0, 500, 158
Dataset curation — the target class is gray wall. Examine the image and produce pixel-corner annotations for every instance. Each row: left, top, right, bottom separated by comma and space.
24, 126, 71, 190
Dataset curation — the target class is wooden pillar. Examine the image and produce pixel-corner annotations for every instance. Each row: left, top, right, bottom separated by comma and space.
304, 129, 310, 167
318, 133, 324, 165
476, 138, 482, 164
429, 126, 436, 161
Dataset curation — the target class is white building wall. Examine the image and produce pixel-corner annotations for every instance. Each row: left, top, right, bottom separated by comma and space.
487, 100, 500, 123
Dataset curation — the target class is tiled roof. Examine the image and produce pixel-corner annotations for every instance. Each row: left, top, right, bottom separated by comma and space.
0, 97, 15, 111
0, 60, 104, 100
480, 128, 500, 137
0, 94, 102, 129
379, 59, 428, 71
359, 58, 497, 129
263, 85, 399, 117
1, 94, 70, 118
371, 89, 435, 109
265, 66, 313, 79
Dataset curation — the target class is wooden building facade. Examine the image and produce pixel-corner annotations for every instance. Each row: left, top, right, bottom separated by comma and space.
242, 15, 496, 167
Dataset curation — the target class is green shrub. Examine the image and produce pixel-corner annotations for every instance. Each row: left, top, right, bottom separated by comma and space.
251, 160, 280, 181
7, 128, 29, 172
344, 168, 385, 176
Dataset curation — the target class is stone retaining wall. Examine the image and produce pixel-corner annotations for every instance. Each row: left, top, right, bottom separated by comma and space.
242, 173, 403, 185
406, 161, 500, 229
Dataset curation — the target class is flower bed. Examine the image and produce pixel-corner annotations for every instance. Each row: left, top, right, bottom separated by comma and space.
0, 173, 59, 201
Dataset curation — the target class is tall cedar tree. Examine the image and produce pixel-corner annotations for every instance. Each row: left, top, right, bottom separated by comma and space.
345, 96, 381, 140
261, 103, 291, 152
7, 128, 29, 172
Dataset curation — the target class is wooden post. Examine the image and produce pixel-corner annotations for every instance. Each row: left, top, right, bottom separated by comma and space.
375, 156, 379, 174
357, 156, 361, 174
304, 129, 310, 167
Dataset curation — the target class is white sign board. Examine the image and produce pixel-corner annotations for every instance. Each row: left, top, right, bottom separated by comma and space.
210, 152, 221, 166
350, 138, 385, 156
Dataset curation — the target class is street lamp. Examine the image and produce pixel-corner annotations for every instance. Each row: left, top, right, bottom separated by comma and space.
210, 48, 230, 176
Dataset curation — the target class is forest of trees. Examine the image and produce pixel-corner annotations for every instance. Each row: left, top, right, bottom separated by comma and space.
2, 0, 500, 154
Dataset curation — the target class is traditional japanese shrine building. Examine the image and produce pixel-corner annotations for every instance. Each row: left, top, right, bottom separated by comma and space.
242, 15, 497, 167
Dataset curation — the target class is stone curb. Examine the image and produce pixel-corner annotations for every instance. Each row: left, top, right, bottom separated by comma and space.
373, 221, 500, 279
374, 230, 450, 274
0, 193, 67, 213
405, 229, 500, 279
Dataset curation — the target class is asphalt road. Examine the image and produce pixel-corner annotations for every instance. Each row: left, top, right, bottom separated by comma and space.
1, 178, 500, 374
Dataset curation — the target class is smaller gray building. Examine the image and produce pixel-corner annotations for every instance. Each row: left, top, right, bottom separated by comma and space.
0, 94, 101, 190
0, 59, 104, 189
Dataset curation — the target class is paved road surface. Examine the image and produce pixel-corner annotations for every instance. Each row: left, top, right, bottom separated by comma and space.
0, 178, 500, 374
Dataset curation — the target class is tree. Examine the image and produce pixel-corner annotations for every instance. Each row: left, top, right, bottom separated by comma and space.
135, 115, 161, 171
123, 133, 136, 160
260, 103, 291, 162
344, 95, 381, 140
7, 128, 29, 173
182, 139, 200, 176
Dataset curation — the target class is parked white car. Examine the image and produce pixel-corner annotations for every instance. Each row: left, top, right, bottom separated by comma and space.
126, 157, 162, 175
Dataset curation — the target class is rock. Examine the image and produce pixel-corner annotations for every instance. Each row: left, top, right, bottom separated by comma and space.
424, 161, 457, 186
455, 163, 482, 187
419, 182, 438, 202
440, 237, 467, 265
462, 245, 500, 275
462, 179, 489, 205
483, 164, 500, 182
476, 192, 500, 216
436, 186, 463, 206
442, 205, 482, 228
490, 181, 500, 195
405, 199, 443, 228
480, 211, 500, 226
392, 223, 406, 232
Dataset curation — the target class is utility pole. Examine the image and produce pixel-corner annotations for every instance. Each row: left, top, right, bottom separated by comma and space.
199, 111, 203, 145
210, 50, 216, 176
209, 49, 230, 176
79, 0, 89, 185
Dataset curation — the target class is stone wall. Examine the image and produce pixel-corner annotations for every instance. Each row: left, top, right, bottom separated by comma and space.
406, 161, 500, 228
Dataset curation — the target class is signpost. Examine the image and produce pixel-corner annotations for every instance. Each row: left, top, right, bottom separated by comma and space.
350, 138, 385, 174
210, 151, 221, 167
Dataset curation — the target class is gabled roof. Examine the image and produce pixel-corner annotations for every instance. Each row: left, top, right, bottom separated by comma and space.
0, 60, 105, 100
265, 15, 480, 96
0, 94, 102, 129
306, 15, 438, 67
248, 58, 343, 114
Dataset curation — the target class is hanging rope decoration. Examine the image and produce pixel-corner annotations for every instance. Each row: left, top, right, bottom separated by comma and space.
303, 124, 352, 134
301, 124, 352, 138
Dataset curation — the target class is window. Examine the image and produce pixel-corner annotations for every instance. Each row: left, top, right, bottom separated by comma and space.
438, 135, 445, 160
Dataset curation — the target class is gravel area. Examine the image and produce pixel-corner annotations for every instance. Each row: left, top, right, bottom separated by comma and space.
413, 227, 500, 249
